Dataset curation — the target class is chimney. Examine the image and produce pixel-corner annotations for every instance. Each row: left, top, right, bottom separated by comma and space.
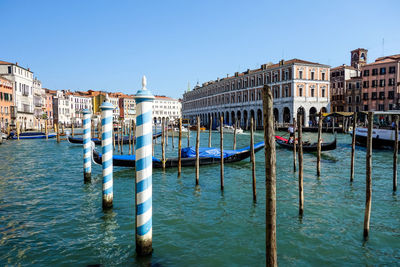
15, 62, 18, 66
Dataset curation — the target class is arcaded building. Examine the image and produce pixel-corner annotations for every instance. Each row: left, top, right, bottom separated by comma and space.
182, 59, 330, 128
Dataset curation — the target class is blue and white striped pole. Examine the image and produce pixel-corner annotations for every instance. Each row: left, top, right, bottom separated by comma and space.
82, 109, 92, 183
134, 76, 155, 255
100, 96, 115, 209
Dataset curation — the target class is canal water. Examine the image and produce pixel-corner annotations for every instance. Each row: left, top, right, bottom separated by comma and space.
0, 131, 399, 266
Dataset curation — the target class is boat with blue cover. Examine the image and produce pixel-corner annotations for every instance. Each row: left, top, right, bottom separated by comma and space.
68, 132, 162, 145
9, 132, 57, 139
92, 141, 265, 168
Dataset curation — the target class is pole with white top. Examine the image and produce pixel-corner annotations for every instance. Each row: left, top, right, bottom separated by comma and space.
82, 109, 92, 183
134, 76, 155, 255
100, 95, 114, 209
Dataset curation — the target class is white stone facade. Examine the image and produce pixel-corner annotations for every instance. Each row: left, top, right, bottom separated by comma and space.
0, 61, 35, 129
152, 96, 181, 123
182, 59, 330, 128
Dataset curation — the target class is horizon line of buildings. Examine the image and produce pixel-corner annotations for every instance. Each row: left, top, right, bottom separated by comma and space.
0, 60, 182, 130
182, 48, 400, 128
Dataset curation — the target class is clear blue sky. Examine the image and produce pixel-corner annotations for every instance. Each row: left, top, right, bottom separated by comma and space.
1, 0, 399, 99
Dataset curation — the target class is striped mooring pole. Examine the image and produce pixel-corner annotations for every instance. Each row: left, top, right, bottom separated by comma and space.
82, 109, 92, 183
100, 96, 115, 209
134, 76, 155, 256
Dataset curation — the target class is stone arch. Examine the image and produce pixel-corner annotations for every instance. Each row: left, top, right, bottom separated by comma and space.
321, 107, 327, 113
237, 110, 242, 127
250, 109, 255, 127
273, 108, 279, 123
283, 107, 291, 123
226, 111, 230, 125
309, 107, 317, 126
243, 110, 248, 130
257, 109, 262, 128
231, 111, 235, 125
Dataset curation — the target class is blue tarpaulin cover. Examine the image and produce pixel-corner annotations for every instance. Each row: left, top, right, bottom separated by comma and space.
181, 141, 264, 159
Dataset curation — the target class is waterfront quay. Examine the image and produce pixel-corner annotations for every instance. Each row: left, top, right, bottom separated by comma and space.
0, 130, 399, 265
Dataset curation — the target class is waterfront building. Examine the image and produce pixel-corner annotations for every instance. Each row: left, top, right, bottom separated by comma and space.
44, 89, 55, 127
0, 60, 35, 129
119, 95, 136, 123
52, 90, 72, 125
32, 77, 45, 129
0, 76, 14, 130
66, 91, 92, 126
153, 95, 182, 124
108, 93, 122, 121
182, 59, 330, 127
345, 76, 363, 113
361, 54, 400, 111
330, 49, 365, 112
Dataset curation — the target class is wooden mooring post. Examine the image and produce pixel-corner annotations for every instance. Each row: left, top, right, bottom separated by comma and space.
262, 85, 277, 266
317, 110, 322, 177
16, 121, 20, 140
45, 120, 48, 140
298, 114, 304, 216
233, 118, 237, 150
187, 123, 191, 147
171, 121, 175, 149
220, 115, 224, 191
56, 122, 60, 143
178, 118, 182, 177
196, 116, 200, 185
350, 112, 357, 182
162, 118, 166, 170
364, 111, 373, 239
250, 117, 256, 202
393, 115, 398, 192
208, 115, 212, 148
120, 122, 123, 154
71, 123, 75, 137
293, 117, 296, 172
165, 121, 168, 147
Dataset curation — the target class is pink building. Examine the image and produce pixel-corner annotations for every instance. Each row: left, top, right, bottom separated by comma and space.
44, 88, 55, 126
361, 54, 400, 111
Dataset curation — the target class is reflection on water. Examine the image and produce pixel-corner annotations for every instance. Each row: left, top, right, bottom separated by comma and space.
0, 132, 399, 265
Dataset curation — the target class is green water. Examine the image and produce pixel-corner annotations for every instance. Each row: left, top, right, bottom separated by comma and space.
0, 131, 399, 266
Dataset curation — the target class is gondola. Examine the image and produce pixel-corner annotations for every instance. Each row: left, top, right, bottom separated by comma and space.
68, 132, 162, 145
92, 141, 265, 168
9, 132, 57, 139
275, 136, 336, 152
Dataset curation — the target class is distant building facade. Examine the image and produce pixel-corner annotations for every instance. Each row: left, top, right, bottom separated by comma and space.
33, 77, 45, 129
182, 59, 330, 128
0, 60, 35, 129
330, 65, 359, 112
0, 76, 14, 130
119, 95, 136, 123
361, 54, 400, 111
153, 96, 182, 123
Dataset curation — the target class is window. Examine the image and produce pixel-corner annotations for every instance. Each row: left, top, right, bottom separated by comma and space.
332, 83, 335, 88
322, 73, 325, 80
378, 104, 385, 111
372, 80, 377, 87
364, 105, 369, 111
379, 79, 385, 87
299, 87, 303, 96
389, 104, 393, 110
388, 78, 395, 86
356, 96, 360, 103
322, 89, 325, 97
348, 83, 352, 89
388, 91, 395, 99
389, 66, 396, 74
363, 81, 369, 88
299, 71, 303, 79
356, 82, 360, 89
380, 68, 386, 75
8, 66, 11, 73
348, 96, 352, 103
285, 87, 288, 97
311, 72, 315, 80
364, 70, 370, 76
311, 88, 314, 97
348, 106, 352, 112
372, 92, 377, 99
379, 92, 385, 99
372, 68, 378, 75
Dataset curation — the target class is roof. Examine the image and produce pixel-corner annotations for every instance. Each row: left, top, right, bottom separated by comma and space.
155, 95, 178, 101
0, 60, 13, 65
375, 54, 400, 62
331, 64, 357, 71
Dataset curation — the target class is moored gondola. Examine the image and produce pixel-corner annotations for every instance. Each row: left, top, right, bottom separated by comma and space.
9, 132, 57, 139
92, 141, 265, 168
275, 136, 336, 152
68, 132, 162, 145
